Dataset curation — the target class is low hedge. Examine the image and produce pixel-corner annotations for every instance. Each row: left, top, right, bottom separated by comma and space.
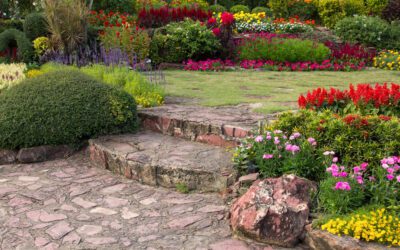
0, 28, 33, 62
0, 70, 138, 149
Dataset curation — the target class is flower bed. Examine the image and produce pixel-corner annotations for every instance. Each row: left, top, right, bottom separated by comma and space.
374, 50, 400, 71
298, 83, 400, 116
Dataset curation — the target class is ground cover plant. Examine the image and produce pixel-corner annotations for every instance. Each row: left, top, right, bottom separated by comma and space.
0, 63, 26, 91
0, 70, 138, 149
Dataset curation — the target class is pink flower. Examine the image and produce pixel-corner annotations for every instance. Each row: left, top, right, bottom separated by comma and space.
332, 157, 338, 163
360, 162, 368, 170
397, 176, 400, 182
387, 168, 395, 174
307, 137, 316, 145
334, 181, 351, 191
382, 163, 389, 169
292, 132, 301, 138
289, 135, 295, 140
274, 130, 282, 134
323, 151, 335, 156
266, 135, 272, 140
387, 174, 394, 180
353, 166, 361, 173
255, 136, 263, 143
387, 157, 395, 165
263, 154, 273, 159
356, 176, 363, 184
340, 172, 348, 177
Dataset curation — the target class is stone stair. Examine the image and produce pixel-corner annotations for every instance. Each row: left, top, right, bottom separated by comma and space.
138, 104, 274, 147
89, 131, 237, 192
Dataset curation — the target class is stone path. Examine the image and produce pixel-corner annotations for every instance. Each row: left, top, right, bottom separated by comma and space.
0, 151, 303, 250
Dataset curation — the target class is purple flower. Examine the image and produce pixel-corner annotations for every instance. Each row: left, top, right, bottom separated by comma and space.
263, 154, 274, 159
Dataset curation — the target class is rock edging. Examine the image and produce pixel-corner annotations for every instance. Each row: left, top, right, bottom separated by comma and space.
0, 145, 74, 164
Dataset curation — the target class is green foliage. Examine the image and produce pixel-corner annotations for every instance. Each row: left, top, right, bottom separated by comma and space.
92, 0, 135, 14
229, 4, 250, 13
366, 0, 388, 16
334, 15, 400, 50
33, 36, 49, 57
251, 7, 272, 16
175, 183, 189, 193
149, 19, 221, 64
237, 38, 330, 63
23, 12, 48, 41
318, 0, 345, 28
269, 0, 289, 17
341, 0, 366, 16
272, 110, 400, 168
0, 28, 33, 62
0, 70, 138, 149
209, 4, 226, 13
0, 19, 23, 33
288, 0, 318, 20
234, 131, 326, 181
318, 177, 365, 214
382, 0, 400, 22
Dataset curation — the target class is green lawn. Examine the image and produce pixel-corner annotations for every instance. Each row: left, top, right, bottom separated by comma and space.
164, 69, 400, 114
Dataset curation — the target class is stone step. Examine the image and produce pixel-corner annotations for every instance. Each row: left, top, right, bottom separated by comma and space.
138, 104, 273, 148
89, 131, 237, 192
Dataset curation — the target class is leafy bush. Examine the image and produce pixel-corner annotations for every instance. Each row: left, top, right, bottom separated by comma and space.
341, 0, 366, 16
170, 0, 209, 9
366, 0, 388, 16
33, 36, 49, 57
135, 0, 167, 11
288, 0, 318, 20
0, 63, 26, 91
0, 19, 23, 33
149, 19, 221, 64
92, 0, 135, 14
251, 7, 272, 16
210, 4, 226, 13
230, 5, 250, 13
318, 177, 365, 214
272, 109, 400, 168
0, 29, 33, 62
40, 63, 165, 107
321, 207, 400, 247
237, 38, 330, 63
0, 70, 138, 149
382, 0, 400, 21
233, 130, 326, 181
318, 0, 345, 28
23, 12, 48, 41
334, 15, 399, 50
269, 0, 289, 17
374, 50, 400, 71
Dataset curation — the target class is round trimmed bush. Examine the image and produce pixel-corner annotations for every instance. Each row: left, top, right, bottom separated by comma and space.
209, 4, 226, 13
0, 70, 138, 149
0, 28, 33, 62
252, 7, 272, 16
230, 5, 250, 13
23, 12, 48, 41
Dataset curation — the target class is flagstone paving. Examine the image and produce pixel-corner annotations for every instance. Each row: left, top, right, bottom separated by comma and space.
0, 150, 306, 250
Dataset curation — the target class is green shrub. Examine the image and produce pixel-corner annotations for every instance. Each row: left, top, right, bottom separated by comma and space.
0, 70, 138, 149
334, 15, 398, 50
0, 29, 33, 62
23, 12, 48, 41
209, 4, 226, 13
149, 19, 221, 64
318, 177, 365, 214
269, 0, 289, 17
318, 0, 345, 28
341, 0, 366, 16
271, 110, 400, 168
251, 7, 272, 16
230, 5, 250, 13
0, 19, 23, 33
366, 0, 388, 16
92, 0, 135, 14
382, 0, 400, 22
237, 38, 330, 63
288, 0, 318, 20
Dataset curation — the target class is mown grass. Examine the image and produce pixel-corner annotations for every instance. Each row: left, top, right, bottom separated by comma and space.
164, 69, 400, 114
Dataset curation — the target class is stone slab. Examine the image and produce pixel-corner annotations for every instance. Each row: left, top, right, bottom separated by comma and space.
89, 131, 237, 192
138, 104, 274, 147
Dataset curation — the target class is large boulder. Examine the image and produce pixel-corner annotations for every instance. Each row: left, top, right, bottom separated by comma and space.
230, 174, 316, 247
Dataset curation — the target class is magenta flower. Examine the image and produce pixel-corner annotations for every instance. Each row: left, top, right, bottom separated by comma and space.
397, 176, 400, 182
340, 172, 348, 177
263, 154, 274, 159
356, 176, 363, 184
334, 181, 351, 191
360, 162, 368, 170
387, 174, 394, 180
353, 166, 361, 173
387, 168, 395, 174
